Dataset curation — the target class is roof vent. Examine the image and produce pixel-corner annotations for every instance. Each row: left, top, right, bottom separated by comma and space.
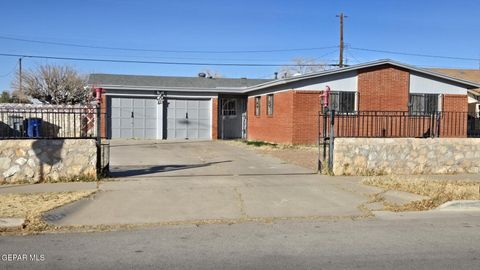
198, 72, 206, 78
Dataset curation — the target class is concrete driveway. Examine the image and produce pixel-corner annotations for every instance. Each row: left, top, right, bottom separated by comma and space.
43, 140, 374, 226
108, 140, 312, 177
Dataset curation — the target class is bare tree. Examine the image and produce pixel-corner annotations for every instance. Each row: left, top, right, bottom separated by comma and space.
279, 57, 328, 78
11, 64, 91, 105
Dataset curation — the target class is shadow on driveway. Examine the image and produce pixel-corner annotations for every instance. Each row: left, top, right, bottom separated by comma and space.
110, 160, 233, 177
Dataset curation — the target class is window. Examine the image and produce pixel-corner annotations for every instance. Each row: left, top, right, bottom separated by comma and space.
329, 91, 355, 113
222, 99, 236, 116
255, 96, 261, 116
409, 94, 439, 115
267, 94, 274, 115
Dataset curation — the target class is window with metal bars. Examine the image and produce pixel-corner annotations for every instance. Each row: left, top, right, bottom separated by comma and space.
267, 94, 274, 115
329, 91, 355, 113
222, 99, 236, 116
409, 94, 439, 115
255, 96, 261, 116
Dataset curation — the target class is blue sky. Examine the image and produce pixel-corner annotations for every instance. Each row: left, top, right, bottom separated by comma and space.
0, 0, 479, 91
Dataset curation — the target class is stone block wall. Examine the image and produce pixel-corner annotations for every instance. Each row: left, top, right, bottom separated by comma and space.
333, 138, 480, 175
0, 139, 97, 183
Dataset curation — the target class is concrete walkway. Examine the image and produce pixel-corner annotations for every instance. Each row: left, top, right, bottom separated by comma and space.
0, 182, 97, 194
40, 140, 378, 226
44, 175, 373, 226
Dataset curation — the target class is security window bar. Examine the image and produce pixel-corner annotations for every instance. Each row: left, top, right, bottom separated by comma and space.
267, 94, 274, 115
409, 94, 438, 115
222, 99, 236, 116
255, 96, 261, 116
329, 91, 355, 113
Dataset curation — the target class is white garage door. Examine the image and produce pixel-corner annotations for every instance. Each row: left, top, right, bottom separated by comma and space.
110, 97, 157, 139
166, 99, 211, 139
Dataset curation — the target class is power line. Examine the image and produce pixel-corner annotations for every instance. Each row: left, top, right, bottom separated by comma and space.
0, 52, 340, 67
350, 47, 480, 61
0, 35, 338, 54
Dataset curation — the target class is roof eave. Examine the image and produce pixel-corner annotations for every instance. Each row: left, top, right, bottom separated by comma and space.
91, 84, 247, 93
242, 59, 480, 93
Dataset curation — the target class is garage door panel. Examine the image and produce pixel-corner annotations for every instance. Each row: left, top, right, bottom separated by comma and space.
110, 97, 157, 139
120, 108, 132, 118
166, 99, 211, 140
145, 119, 156, 127
198, 109, 210, 119
145, 128, 156, 139
120, 99, 132, 107
145, 99, 157, 107
187, 100, 198, 108
198, 129, 210, 138
133, 129, 145, 138
120, 129, 133, 138
145, 108, 156, 117
187, 109, 199, 119
133, 99, 145, 107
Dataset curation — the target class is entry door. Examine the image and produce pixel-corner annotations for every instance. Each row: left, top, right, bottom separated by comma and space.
110, 97, 157, 139
166, 99, 211, 139
220, 97, 246, 139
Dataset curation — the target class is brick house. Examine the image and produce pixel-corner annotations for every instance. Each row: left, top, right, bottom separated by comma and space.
89, 59, 480, 144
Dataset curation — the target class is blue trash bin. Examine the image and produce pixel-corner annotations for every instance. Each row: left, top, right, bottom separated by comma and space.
26, 118, 42, 138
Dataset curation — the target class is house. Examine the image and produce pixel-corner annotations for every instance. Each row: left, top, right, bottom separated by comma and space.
429, 68, 480, 117
88, 59, 480, 144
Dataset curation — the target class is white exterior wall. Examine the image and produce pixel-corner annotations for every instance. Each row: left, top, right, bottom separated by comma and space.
409, 72, 467, 95
292, 71, 358, 92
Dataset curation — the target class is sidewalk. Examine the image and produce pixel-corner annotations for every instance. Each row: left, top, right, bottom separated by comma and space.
0, 182, 98, 194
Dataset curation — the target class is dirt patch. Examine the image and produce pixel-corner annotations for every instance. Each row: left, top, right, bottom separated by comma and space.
0, 190, 95, 232
363, 175, 480, 211
225, 140, 318, 171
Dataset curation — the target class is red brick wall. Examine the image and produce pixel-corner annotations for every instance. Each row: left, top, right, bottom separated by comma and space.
212, 97, 218, 139
358, 65, 409, 112
443, 94, 468, 113
100, 94, 107, 138
292, 91, 321, 144
245, 65, 470, 144
247, 91, 294, 144
440, 94, 468, 137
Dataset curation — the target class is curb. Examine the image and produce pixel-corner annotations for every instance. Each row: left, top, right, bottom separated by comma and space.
0, 217, 25, 232
437, 200, 480, 211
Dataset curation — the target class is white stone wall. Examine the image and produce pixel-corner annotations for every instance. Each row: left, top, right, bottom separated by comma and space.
0, 139, 97, 183
333, 138, 480, 175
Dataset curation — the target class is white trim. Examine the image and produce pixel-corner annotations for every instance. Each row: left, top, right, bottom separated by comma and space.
209, 98, 213, 140
156, 100, 163, 140
104, 93, 216, 99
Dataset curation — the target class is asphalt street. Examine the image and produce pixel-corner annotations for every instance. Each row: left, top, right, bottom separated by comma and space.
1, 211, 480, 270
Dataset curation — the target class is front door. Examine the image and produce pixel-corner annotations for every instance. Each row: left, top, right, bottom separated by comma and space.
219, 97, 247, 139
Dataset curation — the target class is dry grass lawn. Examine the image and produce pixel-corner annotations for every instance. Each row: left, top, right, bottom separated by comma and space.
363, 175, 480, 211
0, 190, 95, 232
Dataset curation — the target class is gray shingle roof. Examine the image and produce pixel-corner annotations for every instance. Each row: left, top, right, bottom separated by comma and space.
88, 73, 271, 89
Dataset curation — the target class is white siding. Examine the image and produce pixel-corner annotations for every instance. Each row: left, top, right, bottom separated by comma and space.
293, 71, 358, 92
410, 72, 467, 95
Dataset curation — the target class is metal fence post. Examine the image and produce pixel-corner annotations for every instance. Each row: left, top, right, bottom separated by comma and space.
328, 109, 335, 171
96, 105, 102, 181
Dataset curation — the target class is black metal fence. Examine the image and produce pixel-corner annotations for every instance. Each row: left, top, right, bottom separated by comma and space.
0, 105, 99, 139
319, 111, 480, 138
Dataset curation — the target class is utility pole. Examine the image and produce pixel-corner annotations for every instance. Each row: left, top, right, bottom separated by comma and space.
336, 13, 347, 68
18, 57, 22, 93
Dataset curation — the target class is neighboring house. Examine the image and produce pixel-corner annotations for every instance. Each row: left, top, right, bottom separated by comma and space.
88, 59, 480, 144
429, 68, 480, 117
